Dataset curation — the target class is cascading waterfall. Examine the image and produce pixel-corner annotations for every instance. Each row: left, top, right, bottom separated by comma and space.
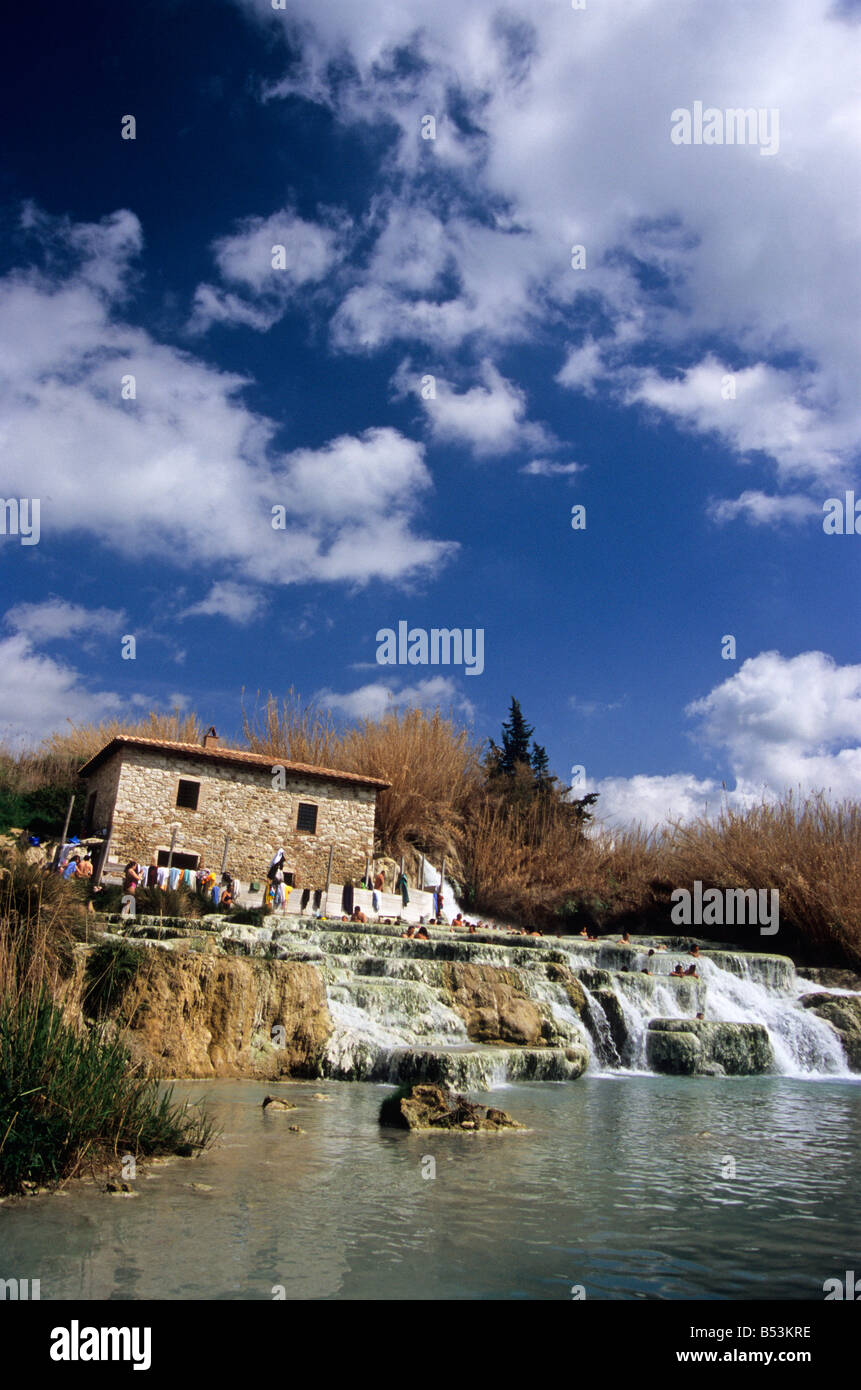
217, 916, 858, 1087
419, 855, 462, 922
694, 956, 849, 1076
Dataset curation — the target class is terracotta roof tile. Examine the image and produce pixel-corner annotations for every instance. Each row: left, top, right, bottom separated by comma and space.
78, 736, 390, 788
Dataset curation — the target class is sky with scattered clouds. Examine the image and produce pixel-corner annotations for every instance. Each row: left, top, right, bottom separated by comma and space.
1, 0, 859, 827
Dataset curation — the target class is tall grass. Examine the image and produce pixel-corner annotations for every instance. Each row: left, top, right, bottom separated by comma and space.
340, 708, 483, 855
242, 689, 342, 768
662, 792, 861, 962
0, 991, 213, 1194
458, 790, 861, 965
457, 796, 664, 925
38, 707, 206, 766
0, 855, 83, 1001
0, 856, 213, 1194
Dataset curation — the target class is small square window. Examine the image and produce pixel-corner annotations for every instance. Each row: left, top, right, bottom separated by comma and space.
156, 849, 200, 871
296, 802, 318, 834
176, 779, 200, 810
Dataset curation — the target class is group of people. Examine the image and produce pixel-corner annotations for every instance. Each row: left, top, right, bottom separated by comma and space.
57, 849, 94, 881
584, 931, 703, 980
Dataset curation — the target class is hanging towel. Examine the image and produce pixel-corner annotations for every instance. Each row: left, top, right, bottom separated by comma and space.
267, 848, 285, 881
212, 885, 220, 905
372, 890, 380, 912
169, 867, 181, 890
182, 869, 193, 889
157, 867, 169, 889
396, 872, 410, 906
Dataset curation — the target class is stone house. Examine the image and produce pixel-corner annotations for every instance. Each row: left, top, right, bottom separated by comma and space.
78, 730, 389, 888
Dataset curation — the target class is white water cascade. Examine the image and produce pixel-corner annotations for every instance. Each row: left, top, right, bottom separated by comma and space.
212, 915, 859, 1088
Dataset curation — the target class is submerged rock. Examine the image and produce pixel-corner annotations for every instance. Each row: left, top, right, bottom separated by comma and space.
379, 1083, 525, 1131
799, 993, 861, 1070
646, 1019, 774, 1075
262, 1095, 297, 1112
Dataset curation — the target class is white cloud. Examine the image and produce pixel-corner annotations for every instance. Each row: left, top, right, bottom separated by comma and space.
316, 675, 471, 721
586, 772, 725, 831
708, 490, 819, 526
235, 0, 861, 490
522, 459, 582, 478
187, 284, 282, 334
568, 694, 623, 716
0, 208, 453, 590
4, 600, 126, 642
687, 650, 861, 794
394, 358, 553, 457
189, 208, 345, 333
626, 358, 846, 484
178, 582, 266, 625
589, 650, 861, 829
555, 340, 605, 396
0, 632, 122, 749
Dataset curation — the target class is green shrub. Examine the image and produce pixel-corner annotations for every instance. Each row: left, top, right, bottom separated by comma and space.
0, 990, 214, 1194
0, 780, 83, 838
228, 907, 266, 927
83, 942, 145, 1019
135, 885, 202, 918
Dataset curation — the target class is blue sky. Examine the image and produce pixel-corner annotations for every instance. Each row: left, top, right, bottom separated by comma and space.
1, 0, 860, 826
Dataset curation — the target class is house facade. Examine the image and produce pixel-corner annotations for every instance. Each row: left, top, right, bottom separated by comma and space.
78, 732, 389, 887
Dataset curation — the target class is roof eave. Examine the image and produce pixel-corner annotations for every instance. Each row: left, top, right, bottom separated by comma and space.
77, 737, 390, 789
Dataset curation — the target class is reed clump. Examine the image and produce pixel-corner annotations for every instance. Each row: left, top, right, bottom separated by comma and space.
661, 792, 861, 964
0, 856, 212, 1195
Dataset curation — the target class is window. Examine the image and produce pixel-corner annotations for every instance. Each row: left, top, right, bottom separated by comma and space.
296, 802, 318, 834
176, 779, 200, 810
83, 791, 97, 835
156, 849, 200, 871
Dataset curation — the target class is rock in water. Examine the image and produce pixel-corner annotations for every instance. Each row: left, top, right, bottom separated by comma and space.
646, 1019, 773, 1075
799, 993, 861, 1070
379, 1082, 524, 1131
262, 1095, 297, 1112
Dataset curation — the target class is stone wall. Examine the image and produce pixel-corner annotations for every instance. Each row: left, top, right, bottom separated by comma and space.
84, 757, 123, 838
93, 749, 378, 886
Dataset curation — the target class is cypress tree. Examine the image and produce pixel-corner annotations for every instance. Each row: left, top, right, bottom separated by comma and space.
530, 742, 551, 789
498, 698, 534, 775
